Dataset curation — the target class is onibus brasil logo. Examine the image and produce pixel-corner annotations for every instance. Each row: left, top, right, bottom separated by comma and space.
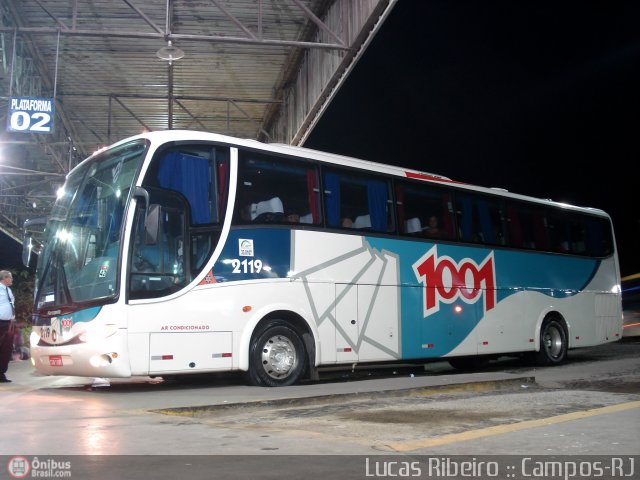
7, 456, 72, 478
7, 457, 30, 478
413, 246, 496, 317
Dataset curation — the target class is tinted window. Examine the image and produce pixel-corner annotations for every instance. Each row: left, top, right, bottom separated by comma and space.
234, 151, 320, 225
323, 169, 393, 233
145, 144, 230, 226
456, 193, 506, 246
396, 181, 454, 240
584, 215, 614, 257
507, 201, 613, 257
506, 203, 549, 250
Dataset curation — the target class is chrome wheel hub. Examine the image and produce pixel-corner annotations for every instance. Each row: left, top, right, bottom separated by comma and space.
543, 325, 563, 359
261, 334, 297, 379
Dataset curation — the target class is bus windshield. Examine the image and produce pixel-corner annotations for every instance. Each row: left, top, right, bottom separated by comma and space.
35, 140, 148, 310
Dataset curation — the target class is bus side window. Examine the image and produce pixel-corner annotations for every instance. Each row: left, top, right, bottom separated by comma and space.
506, 203, 537, 249
396, 181, 454, 240
324, 169, 392, 233
235, 151, 320, 226
456, 193, 506, 246
547, 214, 588, 254
130, 205, 187, 298
585, 217, 613, 257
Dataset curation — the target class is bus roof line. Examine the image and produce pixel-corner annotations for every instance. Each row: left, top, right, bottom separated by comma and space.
101, 130, 609, 218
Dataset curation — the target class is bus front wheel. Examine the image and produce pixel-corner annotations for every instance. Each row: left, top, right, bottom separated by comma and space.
534, 317, 568, 366
248, 321, 307, 387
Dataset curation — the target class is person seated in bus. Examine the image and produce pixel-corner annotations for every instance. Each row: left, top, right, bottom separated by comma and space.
285, 212, 300, 223
424, 215, 442, 238
341, 217, 353, 228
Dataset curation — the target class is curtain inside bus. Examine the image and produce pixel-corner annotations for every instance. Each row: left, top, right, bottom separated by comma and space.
307, 170, 319, 223
158, 151, 211, 224
367, 180, 388, 232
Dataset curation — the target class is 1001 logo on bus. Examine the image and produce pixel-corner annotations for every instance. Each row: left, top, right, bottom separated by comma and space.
412, 246, 496, 317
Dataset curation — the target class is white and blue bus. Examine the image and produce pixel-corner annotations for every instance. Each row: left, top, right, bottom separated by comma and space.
24, 130, 622, 386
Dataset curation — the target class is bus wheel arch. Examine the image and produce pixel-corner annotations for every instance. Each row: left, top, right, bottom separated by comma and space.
534, 312, 569, 366
246, 311, 315, 387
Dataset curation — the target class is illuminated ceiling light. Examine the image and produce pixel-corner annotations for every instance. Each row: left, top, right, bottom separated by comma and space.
156, 40, 184, 64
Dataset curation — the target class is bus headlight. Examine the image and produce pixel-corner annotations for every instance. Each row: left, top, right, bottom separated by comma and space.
30, 330, 41, 347
79, 324, 118, 343
89, 354, 113, 367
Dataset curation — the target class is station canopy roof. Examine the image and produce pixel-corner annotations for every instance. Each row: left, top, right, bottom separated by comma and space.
0, 0, 396, 245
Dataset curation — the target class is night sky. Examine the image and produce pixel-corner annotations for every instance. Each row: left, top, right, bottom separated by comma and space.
1, 1, 638, 277
0, 233, 22, 270
306, 0, 639, 277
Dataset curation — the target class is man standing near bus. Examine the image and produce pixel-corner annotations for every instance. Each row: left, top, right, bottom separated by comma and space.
0, 270, 16, 383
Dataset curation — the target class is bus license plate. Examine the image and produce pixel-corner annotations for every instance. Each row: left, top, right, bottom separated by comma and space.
49, 355, 63, 367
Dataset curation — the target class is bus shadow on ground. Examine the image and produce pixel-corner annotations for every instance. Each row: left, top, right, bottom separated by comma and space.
43, 340, 637, 394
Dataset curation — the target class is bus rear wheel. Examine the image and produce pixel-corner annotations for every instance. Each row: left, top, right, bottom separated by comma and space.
248, 321, 307, 387
534, 317, 568, 365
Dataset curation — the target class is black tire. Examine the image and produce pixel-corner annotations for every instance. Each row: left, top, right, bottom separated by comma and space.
247, 321, 307, 387
535, 318, 568, 366
448, 356, 490, 371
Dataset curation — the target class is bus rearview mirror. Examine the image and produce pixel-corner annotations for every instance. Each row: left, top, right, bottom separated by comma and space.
22, 234, 33, 268
145, 204, 160, 245
22, 217, 46, 268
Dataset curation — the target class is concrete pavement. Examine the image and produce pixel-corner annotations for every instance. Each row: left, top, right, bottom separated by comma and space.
0, 357, 534, 410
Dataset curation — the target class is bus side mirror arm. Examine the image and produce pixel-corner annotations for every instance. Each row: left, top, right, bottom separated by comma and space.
145, 205, 160, 245
133, 187, 150, 216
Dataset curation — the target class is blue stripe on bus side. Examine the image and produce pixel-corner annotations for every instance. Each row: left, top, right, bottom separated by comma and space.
214, 229, 292, 282
366, 237, 601, 358
210, 229, 601, 358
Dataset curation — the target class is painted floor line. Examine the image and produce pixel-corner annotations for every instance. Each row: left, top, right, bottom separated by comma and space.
386, 400, 640, 452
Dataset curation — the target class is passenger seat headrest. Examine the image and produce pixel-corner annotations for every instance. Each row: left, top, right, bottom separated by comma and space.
406, 217, 422, 233
353, 214, 371, 229
255, 197, 284, 218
